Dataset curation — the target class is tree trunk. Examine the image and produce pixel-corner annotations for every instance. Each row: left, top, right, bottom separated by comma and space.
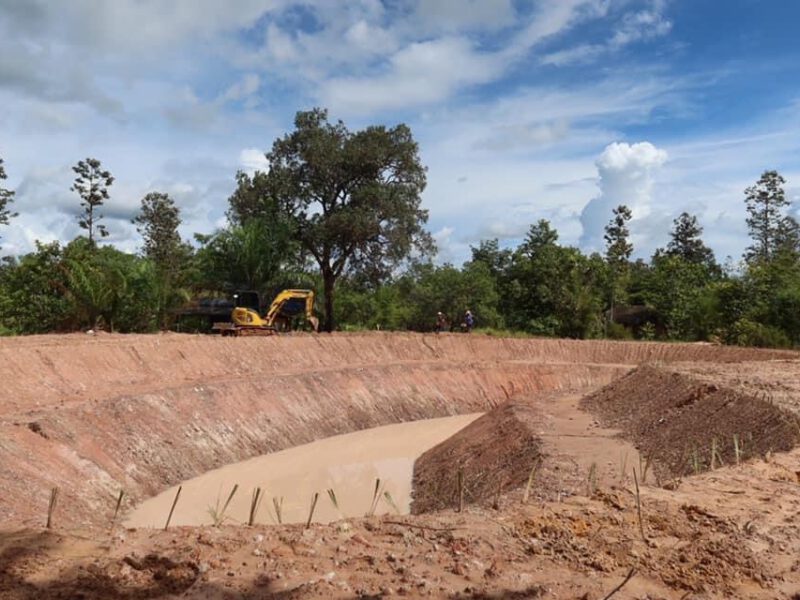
323, 272, 335, 332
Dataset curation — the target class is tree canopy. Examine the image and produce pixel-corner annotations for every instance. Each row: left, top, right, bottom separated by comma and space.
72, 158, 114, 243
0, 157, 17, 233
237, 108, 434, 331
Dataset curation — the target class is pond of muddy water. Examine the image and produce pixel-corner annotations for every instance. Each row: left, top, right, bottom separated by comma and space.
125, 413, 481, 527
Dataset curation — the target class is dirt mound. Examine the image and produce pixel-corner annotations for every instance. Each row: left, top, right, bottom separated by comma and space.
582, 365, 800, 479
411, 402, 542, 514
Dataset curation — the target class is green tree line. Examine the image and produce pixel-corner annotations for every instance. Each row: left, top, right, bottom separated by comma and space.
0, 112, 798, 347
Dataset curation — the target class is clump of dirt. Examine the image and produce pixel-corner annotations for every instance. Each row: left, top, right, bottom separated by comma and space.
411, 402, 542, 513
582, 365, 800, 479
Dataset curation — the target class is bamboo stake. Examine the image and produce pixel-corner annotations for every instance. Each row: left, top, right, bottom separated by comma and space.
457, 469, 465, 513
306, 492, 319, 529
522, 459, 539, 503
602, 567, 637, 600
248, 487, 262, 526
46, 487, 59, 529
215, 484, 239, 526
632, 469, 646, 542
111, 489, 125, 527
164, 486, 182, 531
368, 479, 382, 517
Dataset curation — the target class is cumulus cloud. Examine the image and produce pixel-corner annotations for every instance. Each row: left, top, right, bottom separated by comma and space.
579, 141, 668, 251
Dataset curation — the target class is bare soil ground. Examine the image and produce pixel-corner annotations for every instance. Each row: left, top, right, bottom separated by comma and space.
4, 449, 800, 599
2, 333, 800, 598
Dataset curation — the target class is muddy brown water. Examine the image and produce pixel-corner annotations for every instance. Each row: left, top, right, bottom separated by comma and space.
125, 414, 482, 528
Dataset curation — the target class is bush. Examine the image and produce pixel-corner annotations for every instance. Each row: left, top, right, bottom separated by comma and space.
728, 318, 791, 348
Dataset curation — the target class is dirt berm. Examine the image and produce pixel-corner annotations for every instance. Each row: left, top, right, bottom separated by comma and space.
411, 401, 542, 513
0, 332, 794, 530
582, 364, 800, 479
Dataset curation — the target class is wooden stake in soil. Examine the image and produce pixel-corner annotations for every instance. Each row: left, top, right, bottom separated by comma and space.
164, 486, 182, 531
710, 438, 717, 470
632, 468, 646, 542
46, 487, 59, 529
601, 567, 637, 600
492, 479, 504, 510
522, 459, 539, 504
368, 479, 382, 517
248, 487, 262, 526
272, 497, 284, 524
306, 492, 319, 529
457, 468, 465, 513
733, 434, 741, 466
112, 489, 125, 527
215, 484, 239, 526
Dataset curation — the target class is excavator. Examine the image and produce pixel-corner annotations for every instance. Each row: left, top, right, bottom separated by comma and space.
212, 289, 319, 336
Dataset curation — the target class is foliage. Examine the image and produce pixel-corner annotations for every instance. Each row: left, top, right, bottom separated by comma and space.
604, 205, 633, 266
0, 243, 72, 333
664, 212, 718, 271
133, 192, 194, 328
192, 217, 300, 297
253, 108, 434, 331
134, 192, 190, 272
3, 125, 800, 352
72, 158, 114, 243
0, 157, 17, 232
744, 170, 790, 263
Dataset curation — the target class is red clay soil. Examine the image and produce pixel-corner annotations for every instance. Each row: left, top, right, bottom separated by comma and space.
411, 402, 542, 514
2, 333, 800, 598
4, 447, 800, 599
9, 332, 781, 531
581, 364, 800, 479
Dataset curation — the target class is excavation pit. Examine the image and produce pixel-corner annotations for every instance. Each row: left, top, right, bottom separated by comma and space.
2, 333, 800, 599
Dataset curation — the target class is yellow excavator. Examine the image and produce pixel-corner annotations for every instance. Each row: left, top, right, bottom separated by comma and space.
212, 289, 319, 336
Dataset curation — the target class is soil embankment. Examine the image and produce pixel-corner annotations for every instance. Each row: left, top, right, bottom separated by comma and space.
0, 332, 794, 530
412, 402, 542, 513
2, 333, 800, 598
582, 364, 800, 479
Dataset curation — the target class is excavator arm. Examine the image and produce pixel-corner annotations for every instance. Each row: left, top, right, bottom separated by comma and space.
263, 289, 319, 332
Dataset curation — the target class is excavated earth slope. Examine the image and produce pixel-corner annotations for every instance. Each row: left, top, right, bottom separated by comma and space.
0, 332, 795, 530
4, 333, 800, 599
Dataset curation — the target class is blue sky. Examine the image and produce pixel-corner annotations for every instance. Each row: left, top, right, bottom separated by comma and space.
1, 0, 799, 264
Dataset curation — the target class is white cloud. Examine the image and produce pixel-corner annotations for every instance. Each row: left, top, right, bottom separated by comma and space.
239, 148, 269, 174
411, 0, 517, 33
579, 141, 668, 251
321, 36, 499, 114
541, 0, 672, 66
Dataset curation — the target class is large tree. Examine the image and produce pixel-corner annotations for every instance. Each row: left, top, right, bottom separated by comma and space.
665, 212, 717, 268
604, 205, 633, 266
244, 108, 433, 331
604, 205, 633, 333
0, 157, 17, 232
134, 192, 188, 272
744, 170, 790, 263
71, 158, 114, 243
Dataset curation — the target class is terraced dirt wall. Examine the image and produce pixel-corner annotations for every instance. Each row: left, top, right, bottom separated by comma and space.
0, 333, 793, 529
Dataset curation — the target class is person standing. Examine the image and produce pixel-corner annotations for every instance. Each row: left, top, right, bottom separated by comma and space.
464, 310, 474, 333
435, 311, 448, 333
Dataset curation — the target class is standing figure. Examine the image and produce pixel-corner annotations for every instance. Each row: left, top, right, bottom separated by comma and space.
464, 310, 474, 333
435, 311, 448, 333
